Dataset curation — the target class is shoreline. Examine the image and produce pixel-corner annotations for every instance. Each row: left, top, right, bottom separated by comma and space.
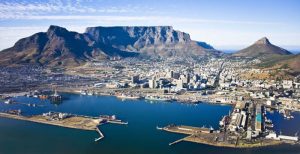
160, 125, 284, 148
184, 135, 283, 148
56, 88, 236, 106
0, 112, 97, 131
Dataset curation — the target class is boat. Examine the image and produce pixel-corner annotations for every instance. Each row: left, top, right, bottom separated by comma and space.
145, 95, 171, 101
116, 94, 140, 99
4, 99, 12, 104
100, 115, 116, 120
27, 103, 36, 107
80, 90, 87, 95
265, 119, 272, 124
50, 90, 62, 102
265, 124, 274, 128
39, 95, 48, 99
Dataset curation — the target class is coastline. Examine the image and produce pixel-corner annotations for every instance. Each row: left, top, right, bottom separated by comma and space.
184, 135, 283, 148
160, 125, 284, 148
56, 87, 236, 106
0, 112, 97, 131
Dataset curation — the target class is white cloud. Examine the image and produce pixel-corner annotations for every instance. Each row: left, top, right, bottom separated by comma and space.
0, 1, 284, 26
0, 14, 285, 27
0, 0, 143, 19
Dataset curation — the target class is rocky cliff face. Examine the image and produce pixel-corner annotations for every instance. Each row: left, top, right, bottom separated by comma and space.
85, 26, 218, 57
85, 26, 191, 48
0, 25, 219, 67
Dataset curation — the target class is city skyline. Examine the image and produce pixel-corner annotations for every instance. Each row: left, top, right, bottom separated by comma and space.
0, 0, 299, 51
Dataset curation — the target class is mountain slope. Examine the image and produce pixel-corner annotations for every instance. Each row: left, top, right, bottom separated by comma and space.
0, 26, 95, 66
233, 37, 292, 58
271, 54, 300, 72
0, 25, 220, 67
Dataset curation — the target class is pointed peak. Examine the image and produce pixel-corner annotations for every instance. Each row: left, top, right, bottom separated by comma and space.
255, 37, 271, 45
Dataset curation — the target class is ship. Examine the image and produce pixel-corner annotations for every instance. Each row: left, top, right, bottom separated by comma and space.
219, 115, 230, 127
50, 90, 62, 102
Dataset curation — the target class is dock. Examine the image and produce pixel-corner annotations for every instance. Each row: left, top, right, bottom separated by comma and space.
158, 124, 283, 148
95, 127, 104, 142
169, 135, 192, 146
0, 111, 127, 142
0, 112, 99, 130
107, 120, 128, 125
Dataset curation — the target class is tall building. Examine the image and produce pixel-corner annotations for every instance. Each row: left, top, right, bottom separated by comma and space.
173, 72, 180, 79
131, 75, 139, 83
176, 79, 184, 89
149, 79, 156, 88
166, 70, 174, 78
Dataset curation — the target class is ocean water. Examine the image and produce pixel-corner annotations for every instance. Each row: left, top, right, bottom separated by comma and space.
0, 93, 299, 154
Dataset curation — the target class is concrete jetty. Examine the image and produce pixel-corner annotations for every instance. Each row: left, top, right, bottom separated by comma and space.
169, 135, 192, 146
95, 127, 104, 142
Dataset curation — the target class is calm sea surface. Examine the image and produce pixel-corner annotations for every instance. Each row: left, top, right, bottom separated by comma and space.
0, 93, 299, 154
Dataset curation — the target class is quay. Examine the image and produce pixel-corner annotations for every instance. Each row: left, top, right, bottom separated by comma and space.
0, 111, 127, 142
169, 135, 192, 146
158, 101, 300, 148
159, 124, 284, 148
0, 112, 100, 130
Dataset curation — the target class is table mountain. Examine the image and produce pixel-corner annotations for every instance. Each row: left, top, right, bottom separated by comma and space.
0, 25, 219, 67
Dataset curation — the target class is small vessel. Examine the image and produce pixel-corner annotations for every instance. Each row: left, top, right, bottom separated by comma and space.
39, 95, 48, 99
27, 103, 36, 107
266, 124, 274, 128
116, 94, 140, 99
145, 95, 171, 101
265, 119, 272, 124
4, 99, 12, 104
80, 90, 87, 95
100, 115, 116, 120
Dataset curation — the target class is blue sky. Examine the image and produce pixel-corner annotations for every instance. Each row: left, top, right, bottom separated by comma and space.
0, 0, 299, 51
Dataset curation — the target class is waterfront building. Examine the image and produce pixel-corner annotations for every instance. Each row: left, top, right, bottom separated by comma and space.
176, 79, 184, 89
149, 79, 156, 89
255, 104, 262, 132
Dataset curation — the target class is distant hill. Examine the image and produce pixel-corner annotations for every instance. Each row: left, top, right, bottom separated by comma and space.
0, 25, 220, 67
233, 37, 292, 58
259, 54, 300, 74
